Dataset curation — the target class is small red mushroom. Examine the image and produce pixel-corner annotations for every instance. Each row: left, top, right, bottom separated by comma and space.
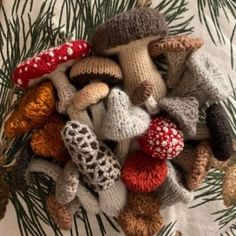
12, 40, 91, 113
139, 116, 184, 159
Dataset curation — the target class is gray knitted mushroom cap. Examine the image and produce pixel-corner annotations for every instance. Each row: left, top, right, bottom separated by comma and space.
100, 88, 151, 141
92, 7, 168, 53
170, 50, 232, 105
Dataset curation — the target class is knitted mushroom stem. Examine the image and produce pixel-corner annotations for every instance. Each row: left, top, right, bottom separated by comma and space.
144, 95, 159, 115
117, 37, 166, 111
50, 68, 76, 113
114, 139, 130, 164
185, 123, 210, 140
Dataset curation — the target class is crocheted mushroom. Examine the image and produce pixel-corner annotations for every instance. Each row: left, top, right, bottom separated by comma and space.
121, 151, 167, 192
184, 123, 210, 140
138, 117, 184, 160
170, 50, 232, 105
100, 88, 150, 163
30, 116, 68, 161
0, 171, 10, 220
4, 82, 55, 138
154, 161, 194, 208
92, 8, 168, 114
149, 35, 203, 88
62, 120, 127, 216
159, 97, 199, 136
206, 104, 233, 161
12, 40, 91, 113
118, 192, 164, 236
173, 141, 212, 190
222, 164, 236, 207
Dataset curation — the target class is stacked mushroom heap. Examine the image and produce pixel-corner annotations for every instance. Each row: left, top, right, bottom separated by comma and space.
3, 7, 234, 236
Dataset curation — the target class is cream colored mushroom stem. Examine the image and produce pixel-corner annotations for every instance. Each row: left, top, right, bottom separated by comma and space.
184, 123, 210, 140
117, 37, 167, 114
114, 139, 130, 164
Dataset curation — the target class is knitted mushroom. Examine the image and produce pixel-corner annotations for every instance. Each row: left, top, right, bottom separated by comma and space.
206, 104, 233, 161
0, 171, 10, 220
118, 192, 164, 236
12, 40, 91, 113
173, 141, 212, 190
4, 82, 55, 138
121, 151, 167, 192
92, 8, 168, 114
62, 120, 127, 216
100, 88, 150, 164
149, 35, 203, 89
170, 50, 232, 105
138, 117, 184, 160
154, 161, 194, 208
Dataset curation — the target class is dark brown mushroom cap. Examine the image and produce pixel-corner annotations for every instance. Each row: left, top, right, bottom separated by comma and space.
92, 8, 168, 53
69, 56, 123, 85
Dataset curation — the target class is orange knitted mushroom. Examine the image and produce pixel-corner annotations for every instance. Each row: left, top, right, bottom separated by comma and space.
4, 82, 55, 138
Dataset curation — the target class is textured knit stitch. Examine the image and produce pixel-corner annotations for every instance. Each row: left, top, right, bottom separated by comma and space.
155, 161, 194, 208
99, 180, 127, 217
149, 35, 203, 89
69, 56, 123, 85
0, 171, 10, 220
56, 161, 79, 205
121, 151, 167, 192
170, 50, 232, 105
159, 97, 199, 136
62, 120, 120, 191
138, 117, 184, 159
14, 144, 32, 191
118, 192, 164, 236
184, 123, 210, 140
222, 164, 236, 207
206, 104, 233, 161
100, 88, 150, 141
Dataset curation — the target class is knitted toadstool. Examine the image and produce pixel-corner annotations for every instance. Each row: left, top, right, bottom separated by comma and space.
92, 8, 168, 114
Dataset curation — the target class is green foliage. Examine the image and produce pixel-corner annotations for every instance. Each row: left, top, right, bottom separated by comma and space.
157, 221, 176, 236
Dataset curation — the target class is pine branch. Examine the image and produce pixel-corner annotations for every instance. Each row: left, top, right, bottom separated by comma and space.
157, 221, 176, 236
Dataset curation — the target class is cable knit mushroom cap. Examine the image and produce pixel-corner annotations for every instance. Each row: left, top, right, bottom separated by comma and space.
69, 56, 123, 85
100, 88, 150, 141
138, 117, 184, 159
12, 41, 91, 87
72, 82, 109, 111
92, 8, 168, 53
121, 151, 167, 192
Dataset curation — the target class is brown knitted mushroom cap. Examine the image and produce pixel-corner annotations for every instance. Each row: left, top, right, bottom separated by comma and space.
92, 8, 168, 53
69, 56, 123, 85
72, 82, 109, 111
46, 196, 72, 231
149, 35, 204, 58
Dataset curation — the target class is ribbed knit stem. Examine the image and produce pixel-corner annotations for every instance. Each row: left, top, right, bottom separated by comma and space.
114, 139, 130, 164
185, 123, 210, 140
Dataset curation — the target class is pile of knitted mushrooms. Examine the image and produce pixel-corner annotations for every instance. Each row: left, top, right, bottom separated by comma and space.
3, 7, 235, 236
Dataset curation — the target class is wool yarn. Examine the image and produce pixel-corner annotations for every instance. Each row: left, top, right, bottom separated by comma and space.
118, 192, 164, 236
0, 171, 10, 220
121, 151, 167, 192
159, 97, 199, 136
149, 35, 203, 89
139, 117, 184, 159
206, 104, 233, 161
155, 161, 194, 208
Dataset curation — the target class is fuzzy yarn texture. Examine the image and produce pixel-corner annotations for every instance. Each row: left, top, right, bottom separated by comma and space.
100, 88, 150, 141
56, 161, 79, 205
30, 115, 68, 161
0, 171, 10, 220
222, 164, 236, 207
4, 82, 55, 138
14, 144, 32, 191
139, 117, 184, 159
149, 35, 203, 89
159, 97, 199, 136
121, 151, 167, 192
118, 192, 164, 236
206, 104, 233, 161
170, 50, 232, 105
70, 56, 123, 85
155, 161, 194, 208
62, 120, 120, 191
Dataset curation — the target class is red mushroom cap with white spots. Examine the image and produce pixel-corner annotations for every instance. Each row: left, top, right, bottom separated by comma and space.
138, 116, 184, 159
12, 40, 92, 87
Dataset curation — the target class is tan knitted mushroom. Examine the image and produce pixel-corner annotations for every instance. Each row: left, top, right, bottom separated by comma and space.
149, 35, 203, 89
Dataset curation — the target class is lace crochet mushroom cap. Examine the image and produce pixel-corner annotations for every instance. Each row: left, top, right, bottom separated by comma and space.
121, 151, 167, 192
138, 117, 184, 159
4, 82, 55, 138
118, 192, 164, 236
